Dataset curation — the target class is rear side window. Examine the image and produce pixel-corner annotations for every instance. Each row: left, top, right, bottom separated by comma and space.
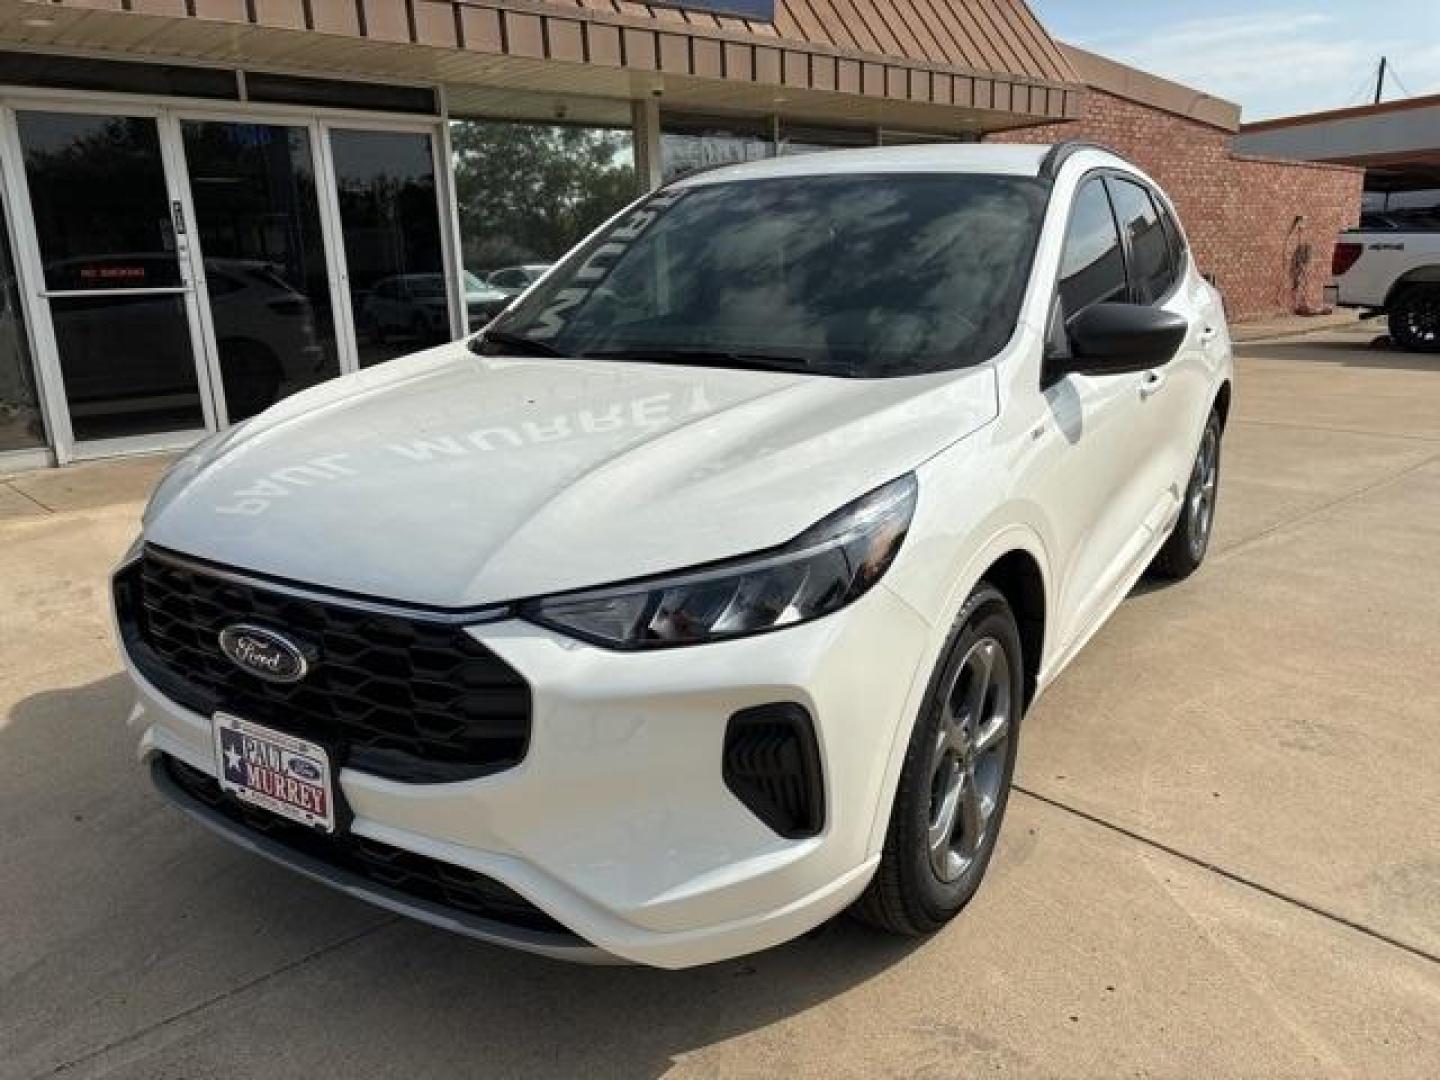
1110, 178, 1176, 304
1157, 200, 1188, 279
1058, 179, 1127, 317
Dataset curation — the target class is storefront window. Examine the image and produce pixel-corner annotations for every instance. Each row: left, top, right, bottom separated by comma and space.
777, 123, 877, 157
1361, 185, 1440, 229
18, 110, 204, 443
181, 121, 342, 422
329, 128, 446, 368
0, 188, 45, 452
450, 119, 636, 329
661, 115, 773, 181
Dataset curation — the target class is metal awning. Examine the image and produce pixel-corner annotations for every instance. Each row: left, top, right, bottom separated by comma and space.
1, 0, 1081, 134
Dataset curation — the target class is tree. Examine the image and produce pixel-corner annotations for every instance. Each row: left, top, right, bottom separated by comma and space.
450, 121, 637, 274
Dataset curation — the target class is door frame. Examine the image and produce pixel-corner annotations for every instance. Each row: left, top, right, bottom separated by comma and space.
0, 83, 456, 462
314, 114, 464, 369
165, 107, 353, 428
1, 95, 219, 462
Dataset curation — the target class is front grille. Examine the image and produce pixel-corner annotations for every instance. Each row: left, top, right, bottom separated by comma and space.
161, 755, 567, 936
114, 548, 530, 783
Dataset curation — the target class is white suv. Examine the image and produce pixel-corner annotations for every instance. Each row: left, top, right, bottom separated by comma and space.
113, 143, 1232, 969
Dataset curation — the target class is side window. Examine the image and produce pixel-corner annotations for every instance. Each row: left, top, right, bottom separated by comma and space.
1158, 200, 1188, 280
1109, 178, 1175, 304
1058, 179, 1127, 317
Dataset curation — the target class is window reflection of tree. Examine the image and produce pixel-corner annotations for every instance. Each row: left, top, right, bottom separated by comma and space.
451, 121, 636, 276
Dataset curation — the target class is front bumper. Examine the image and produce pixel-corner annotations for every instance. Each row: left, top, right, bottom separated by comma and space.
125, 584, 932, 968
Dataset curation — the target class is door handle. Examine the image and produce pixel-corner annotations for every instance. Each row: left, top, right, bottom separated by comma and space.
1139, 370, 1167, 398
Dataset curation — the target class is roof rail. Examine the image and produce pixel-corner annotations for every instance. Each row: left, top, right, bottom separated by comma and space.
1038, 140, 1132, 181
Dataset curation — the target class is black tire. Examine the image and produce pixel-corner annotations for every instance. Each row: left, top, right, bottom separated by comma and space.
852, 584, 1024, 936
1388, 286, 1440, 353
1150, 409, 1222, 581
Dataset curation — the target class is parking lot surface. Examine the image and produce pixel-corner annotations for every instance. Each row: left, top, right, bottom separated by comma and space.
3, 321, 1439, 1079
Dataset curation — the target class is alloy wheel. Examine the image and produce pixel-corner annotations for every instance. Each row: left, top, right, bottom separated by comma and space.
1187, 424, 1220, 558
926, 637, 1013, 883
1400, 292, 1440, 346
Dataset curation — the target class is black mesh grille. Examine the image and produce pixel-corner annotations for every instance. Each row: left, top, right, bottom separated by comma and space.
114, 549, 530, 783
161, 755, 567, 935
723, 704, 825, 839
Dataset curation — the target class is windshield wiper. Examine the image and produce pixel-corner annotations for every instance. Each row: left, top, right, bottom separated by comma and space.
580, 348, 814, 373
470, 329, 568, 358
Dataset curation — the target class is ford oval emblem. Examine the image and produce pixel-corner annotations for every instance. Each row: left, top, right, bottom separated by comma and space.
218, 624, 310, 684
286, 756, 322, 782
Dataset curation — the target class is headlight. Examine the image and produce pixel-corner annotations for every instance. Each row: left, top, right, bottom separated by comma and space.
522, 474, 917, 649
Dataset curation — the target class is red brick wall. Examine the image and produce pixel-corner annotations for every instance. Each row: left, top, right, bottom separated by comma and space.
992, 89, 1364, 321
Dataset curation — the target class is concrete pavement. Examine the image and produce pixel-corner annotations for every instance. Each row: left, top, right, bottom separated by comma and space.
2, 322, 1438, 1078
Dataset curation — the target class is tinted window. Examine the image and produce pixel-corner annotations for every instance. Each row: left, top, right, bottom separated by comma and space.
330, 129, 446, 366
182, 120, 341, 422
1058, 180, 1126, 316
1156, 200, 1188, 282
0, 182, 46, 451
206, 271, 242, 297
1110, 179, 1175, 303
0, 51, 237, 99
483, 173, 1049, 378
18, 112, 182, 290
245, 73, 436, 115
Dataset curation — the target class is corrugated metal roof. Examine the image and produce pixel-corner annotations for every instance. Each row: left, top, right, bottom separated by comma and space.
562, 1, 1075, 82
1, 0, 1082, 128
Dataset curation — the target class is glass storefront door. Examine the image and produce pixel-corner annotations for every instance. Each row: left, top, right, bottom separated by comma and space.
179, 120, 341, 423
15, 109, 210, 446
0, 171, 45, 453
1, 101, 455, 461
327, 128, 449, 367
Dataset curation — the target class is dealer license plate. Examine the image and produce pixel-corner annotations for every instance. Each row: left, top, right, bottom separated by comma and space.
213, 712, 336, 833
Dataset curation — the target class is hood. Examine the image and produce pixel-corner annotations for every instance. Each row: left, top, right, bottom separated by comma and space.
145, 345, 998, 607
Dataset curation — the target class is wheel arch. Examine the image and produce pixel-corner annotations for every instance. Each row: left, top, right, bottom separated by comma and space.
978, 549, 1047, 711
866, 528, 1053, 856
1213, 379, 1232, 432
1384, 265, 1440, 309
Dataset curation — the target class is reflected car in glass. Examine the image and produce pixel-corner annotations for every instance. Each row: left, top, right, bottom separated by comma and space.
41, 254, 327, 430
486, 263, 552, 297
361, 271, 510, 344
113, 144, 1232, 968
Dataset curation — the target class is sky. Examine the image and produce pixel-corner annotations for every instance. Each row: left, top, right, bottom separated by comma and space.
1029, 1, 1440, 121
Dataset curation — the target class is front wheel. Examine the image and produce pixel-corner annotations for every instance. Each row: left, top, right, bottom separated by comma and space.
852, 584, 1024, 936
1149, 409, 1222, 580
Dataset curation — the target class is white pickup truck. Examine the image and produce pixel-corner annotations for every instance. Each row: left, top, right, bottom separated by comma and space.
1330, 229, 1440, 351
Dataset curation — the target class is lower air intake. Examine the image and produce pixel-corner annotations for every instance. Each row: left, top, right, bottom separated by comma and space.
722, 703, 825, 839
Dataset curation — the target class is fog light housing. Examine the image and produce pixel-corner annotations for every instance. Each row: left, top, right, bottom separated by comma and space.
723, 704, 824, 839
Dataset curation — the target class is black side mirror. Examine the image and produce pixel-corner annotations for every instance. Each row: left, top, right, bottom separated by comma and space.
1058, 302, 1187, 376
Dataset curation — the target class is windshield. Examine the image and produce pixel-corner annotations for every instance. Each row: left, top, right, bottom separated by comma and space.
476, 172, 1047, 377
